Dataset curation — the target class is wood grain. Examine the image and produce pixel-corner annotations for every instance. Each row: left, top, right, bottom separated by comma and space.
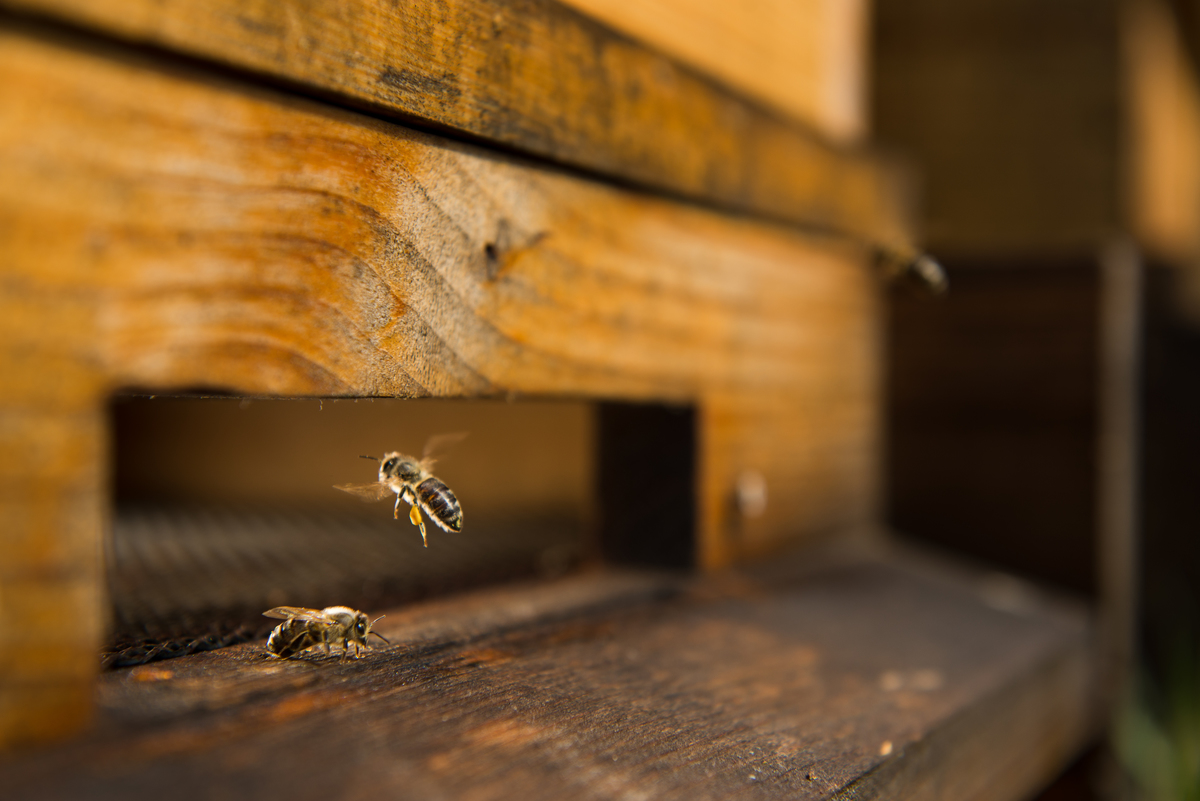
1, 0, 911, 251
0, 23, 882, 543
558, 0, 869, 141
0, 26, 883, 741
0, 548, 1097, 801
0, 250, 109, 744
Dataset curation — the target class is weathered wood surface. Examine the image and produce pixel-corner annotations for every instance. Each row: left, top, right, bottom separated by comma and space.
0, 25, 883, 742
0, 547, 1097, 801
558, 0, 869, 142
2, 0, 910, 251
0, 21, 882, 534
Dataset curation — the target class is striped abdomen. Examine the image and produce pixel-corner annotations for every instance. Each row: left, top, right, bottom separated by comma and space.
267, 619, 318, 659
417, 477, 462, 532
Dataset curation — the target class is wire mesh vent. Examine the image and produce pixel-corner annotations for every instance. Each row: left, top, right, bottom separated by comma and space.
105, 505, 582, 667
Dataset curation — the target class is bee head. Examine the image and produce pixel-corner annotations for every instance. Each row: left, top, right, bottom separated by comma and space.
351, 612, 391, 648
352, 612, 371, 644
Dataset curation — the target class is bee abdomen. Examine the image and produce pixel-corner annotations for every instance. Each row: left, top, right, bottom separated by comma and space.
267, 619, 315, 659
417, 477, 463, 532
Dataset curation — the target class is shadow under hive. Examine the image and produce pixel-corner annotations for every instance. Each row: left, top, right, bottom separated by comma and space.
105, 505, 581, 667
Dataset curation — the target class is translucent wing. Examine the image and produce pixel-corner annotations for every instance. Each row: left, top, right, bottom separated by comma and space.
334, 482, 393, 502
263, 606, 331, 622
421, 431, 468, 468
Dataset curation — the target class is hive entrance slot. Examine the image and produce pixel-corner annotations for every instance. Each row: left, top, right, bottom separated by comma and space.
596, 402, 696, 570
107, 396, 591, 665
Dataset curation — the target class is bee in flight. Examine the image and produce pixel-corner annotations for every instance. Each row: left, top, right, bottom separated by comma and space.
263, 606, 389, 660
334, 433, 465, 547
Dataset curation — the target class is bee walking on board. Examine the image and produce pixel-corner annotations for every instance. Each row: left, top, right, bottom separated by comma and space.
264, 606, 389, 660
334, 433, 465, 547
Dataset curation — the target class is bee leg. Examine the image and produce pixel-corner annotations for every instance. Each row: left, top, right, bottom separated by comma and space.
393, 492, 402, 520
409, 505, 428, 547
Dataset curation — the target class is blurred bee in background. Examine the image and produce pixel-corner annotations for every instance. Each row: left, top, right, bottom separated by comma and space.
264, 606, 389, 660
335, 433, 465, 547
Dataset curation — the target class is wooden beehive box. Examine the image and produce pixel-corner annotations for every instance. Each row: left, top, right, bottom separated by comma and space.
0, 1, 1096, 798
875, 0, 1200, 686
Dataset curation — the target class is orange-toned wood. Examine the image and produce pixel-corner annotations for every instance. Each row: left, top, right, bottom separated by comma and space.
699, 384, 881, 569
558, 0, 870, 142
2, 0, 910, 252
1126, 0, 1200, 263
0, 277, 109, 744
0, 26, 885, 742
1124, 0, 1200, 319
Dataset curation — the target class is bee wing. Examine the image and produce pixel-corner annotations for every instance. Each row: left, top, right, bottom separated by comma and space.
421, 431, 468, 468
334, 482, 393, 502
263, 606, 330, 622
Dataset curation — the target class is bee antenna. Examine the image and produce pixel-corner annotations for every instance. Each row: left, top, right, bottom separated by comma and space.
369, 615, 389, 644
359, 454, 378, 461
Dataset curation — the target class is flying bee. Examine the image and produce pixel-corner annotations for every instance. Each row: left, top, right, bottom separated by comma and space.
334, 432, 465, 547
263, 606, 389, 660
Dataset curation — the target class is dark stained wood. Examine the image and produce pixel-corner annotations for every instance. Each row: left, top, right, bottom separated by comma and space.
0, 547, 1097, 801
875, 0, 1148, 761
1096, 245, 1142, 701
888, 262, 1103, 597
874, 0, 1121, 255
2, 0, 911, 251
1139, 266, 1200, 686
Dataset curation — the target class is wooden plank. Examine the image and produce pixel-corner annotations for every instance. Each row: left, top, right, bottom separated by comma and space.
0, 253, 109, 744
0, 22, 882, 547
1126, 0, 1200, 266
1096, 243, 1142, 703
0, 547, 1097, 800
1124, 0, 1200, 323
0, 26, 883, 741
1139, 266, 1200, 693
701, 387, 882, 568
1, 0, 911, 252
874, 0, 1121, 256
888, 262, 1102, 596
557, 0, 869, 142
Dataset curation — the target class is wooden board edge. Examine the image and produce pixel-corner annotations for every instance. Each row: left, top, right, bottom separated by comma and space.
834, 632, 1100, 801
0, 0, 914, 253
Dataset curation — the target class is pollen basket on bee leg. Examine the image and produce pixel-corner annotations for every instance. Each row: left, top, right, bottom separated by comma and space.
408, 505, 428, 546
